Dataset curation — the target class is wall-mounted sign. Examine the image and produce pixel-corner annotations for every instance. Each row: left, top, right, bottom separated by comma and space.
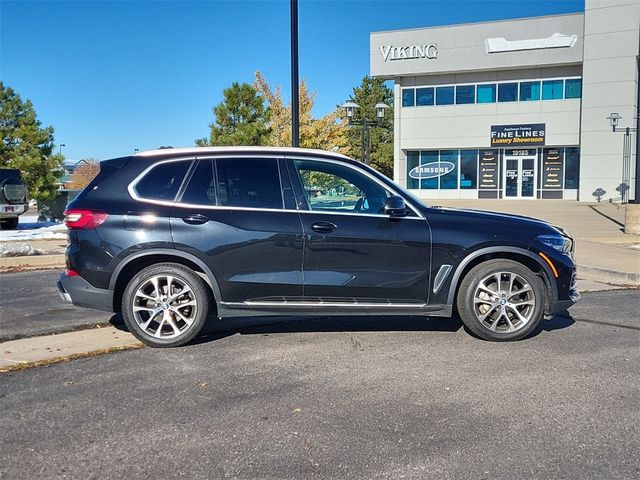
491, 124, 545, 146
479, 150, 499, 189
380, 44, 438, 62
408, 161, 455, 179
542, 148, 564, 189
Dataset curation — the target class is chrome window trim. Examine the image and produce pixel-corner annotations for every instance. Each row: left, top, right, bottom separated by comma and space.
127, 153, 425, 219
286, 155, 424, 219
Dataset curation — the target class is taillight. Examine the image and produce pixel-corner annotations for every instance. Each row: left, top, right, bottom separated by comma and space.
63, 209, 108, 229
66, 269, 80, 277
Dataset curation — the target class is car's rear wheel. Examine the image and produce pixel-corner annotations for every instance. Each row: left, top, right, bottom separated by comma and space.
122, 263, 210, 347
456, 259, 545, 341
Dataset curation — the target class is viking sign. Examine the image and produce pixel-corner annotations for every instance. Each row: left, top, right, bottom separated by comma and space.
409, 161, 455, 179
380, 44, 438, 62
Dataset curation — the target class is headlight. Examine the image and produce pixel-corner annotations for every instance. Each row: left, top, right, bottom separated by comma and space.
537, 234, 573, 255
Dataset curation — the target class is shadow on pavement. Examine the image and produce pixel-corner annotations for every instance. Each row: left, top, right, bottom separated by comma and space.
110, 311, 575, 346
588, 204, 625, 230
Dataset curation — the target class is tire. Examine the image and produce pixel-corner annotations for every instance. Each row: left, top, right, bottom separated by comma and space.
0, 217, 19, 230
122, 263, 210, 347
456, 259, 545, 342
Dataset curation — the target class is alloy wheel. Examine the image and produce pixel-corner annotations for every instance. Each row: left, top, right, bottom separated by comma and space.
132, 275, 197, 339
473, 271, 536, 333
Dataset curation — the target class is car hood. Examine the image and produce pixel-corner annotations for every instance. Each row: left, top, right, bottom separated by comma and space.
427, 206, 566, 235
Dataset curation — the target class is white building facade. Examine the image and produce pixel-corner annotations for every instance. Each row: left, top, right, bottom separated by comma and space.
370, 0, 639, 202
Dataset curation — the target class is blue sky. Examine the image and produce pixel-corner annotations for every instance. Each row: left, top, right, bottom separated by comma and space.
1, 0, 584, 161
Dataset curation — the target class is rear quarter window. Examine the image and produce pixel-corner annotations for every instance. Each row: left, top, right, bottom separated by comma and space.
134, 160, 191, 202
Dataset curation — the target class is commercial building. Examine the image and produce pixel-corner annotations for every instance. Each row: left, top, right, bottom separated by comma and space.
370, 0, 639, 201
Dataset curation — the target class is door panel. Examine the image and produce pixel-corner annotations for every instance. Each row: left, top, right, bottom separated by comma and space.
300, 213, 431, 303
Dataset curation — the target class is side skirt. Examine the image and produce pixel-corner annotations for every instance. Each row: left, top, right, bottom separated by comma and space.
217, 301, 453, 319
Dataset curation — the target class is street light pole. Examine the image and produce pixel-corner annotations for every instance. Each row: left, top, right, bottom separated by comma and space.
59, 143, 66, 156
606, 113, 636, 203
341, 101, 389, 165
290, 0, 299, 148
607, 112, 640, 234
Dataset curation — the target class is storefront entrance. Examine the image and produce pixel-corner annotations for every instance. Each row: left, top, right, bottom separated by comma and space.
503, 150, 537, 198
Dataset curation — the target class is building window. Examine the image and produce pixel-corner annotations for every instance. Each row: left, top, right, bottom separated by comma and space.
420, 151, 439, 188
455, 85, 475, 104
402, 89, 415, 107
477, 84, 496, 103
565, 79, 582, 99
406, 151, 420, 189
460, 150, 478, 189
436, 86, 454, 105
439, 150, 459, 189
564, 147, 580, 189
415, 87, 434, 106
519, 81, 540, 101
497, 83, 518, 102
542, 80, 564, 100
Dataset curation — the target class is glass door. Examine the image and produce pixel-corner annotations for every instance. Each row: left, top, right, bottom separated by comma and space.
503, 151, 537, 198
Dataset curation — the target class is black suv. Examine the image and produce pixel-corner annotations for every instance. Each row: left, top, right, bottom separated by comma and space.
58, 147, 578, 347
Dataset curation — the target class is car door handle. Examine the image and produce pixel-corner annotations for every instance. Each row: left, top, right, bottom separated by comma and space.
311, 221, 337, 233
182, 214, 209, 225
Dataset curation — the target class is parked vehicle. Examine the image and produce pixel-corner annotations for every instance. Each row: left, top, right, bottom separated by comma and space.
0, 169, 29, 230
58, 147, 579, 347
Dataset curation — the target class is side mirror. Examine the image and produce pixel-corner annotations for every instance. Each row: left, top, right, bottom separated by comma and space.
384, 195, 409, 217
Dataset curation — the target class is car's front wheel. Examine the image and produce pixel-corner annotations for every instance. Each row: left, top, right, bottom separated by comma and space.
122, 263, 210, 347
456, 259, 545, 341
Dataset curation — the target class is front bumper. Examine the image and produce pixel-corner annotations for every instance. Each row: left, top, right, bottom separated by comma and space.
57, 273, 114, 312
548, 268, 580, 314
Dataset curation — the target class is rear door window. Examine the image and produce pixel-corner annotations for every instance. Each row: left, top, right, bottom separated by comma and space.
215, 158, 283, 209
134, 160, 191, 202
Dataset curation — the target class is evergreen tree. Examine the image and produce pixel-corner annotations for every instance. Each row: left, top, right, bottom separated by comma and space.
346, 76, 394, 178
197, 82, 271, 146
0, 82, 64, 200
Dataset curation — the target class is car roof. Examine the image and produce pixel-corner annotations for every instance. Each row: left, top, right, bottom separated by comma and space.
134, 146, 353, 161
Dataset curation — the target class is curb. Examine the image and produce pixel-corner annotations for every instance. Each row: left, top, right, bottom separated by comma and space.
0, 326, 142, 372
0, 253, 65, 270
577, 264, 640, 287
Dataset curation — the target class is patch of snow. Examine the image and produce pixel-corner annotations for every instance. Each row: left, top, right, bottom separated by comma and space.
0, 243, 44, 257
0, 215, 67, 241
630, 244, 640, 250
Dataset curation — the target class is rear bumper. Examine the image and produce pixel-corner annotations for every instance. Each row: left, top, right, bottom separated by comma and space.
57, 273, 114, 312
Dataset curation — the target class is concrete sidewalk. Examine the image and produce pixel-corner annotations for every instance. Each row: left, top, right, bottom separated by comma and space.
432, 199, 640, 285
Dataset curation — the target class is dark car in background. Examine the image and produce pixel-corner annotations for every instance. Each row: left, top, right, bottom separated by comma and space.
0, 169, 29, 230
58, 147, 578, 347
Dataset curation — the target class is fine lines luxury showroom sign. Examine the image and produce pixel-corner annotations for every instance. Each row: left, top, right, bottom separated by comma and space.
490, 124, 546, 146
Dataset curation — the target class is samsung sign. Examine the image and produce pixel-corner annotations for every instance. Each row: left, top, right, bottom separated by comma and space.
409, 161, 455, 179
380, 44, 438, 62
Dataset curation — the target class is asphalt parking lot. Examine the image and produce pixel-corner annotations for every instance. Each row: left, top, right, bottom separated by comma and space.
0, 288, 638, 479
